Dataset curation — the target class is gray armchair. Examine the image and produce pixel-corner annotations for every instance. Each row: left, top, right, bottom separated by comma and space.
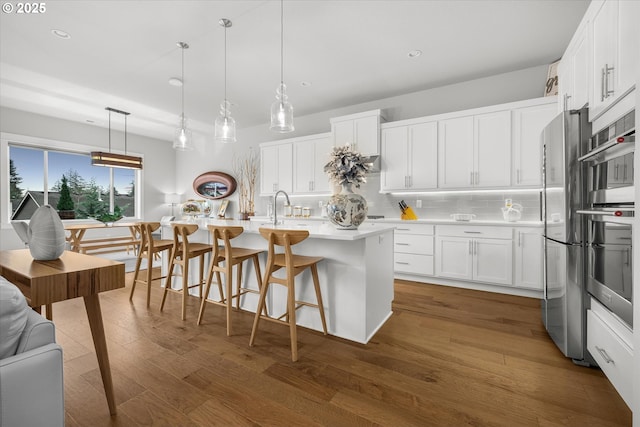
0, 288, 64, 427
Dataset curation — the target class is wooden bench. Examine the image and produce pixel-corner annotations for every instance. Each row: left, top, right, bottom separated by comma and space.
78, 236, 140, 255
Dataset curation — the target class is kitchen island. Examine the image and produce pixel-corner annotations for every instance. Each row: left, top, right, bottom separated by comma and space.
161, 219, 395, 344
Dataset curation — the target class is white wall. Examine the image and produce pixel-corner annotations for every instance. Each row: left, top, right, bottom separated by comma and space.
175, 64, 551, 219
0, 107, 176, 249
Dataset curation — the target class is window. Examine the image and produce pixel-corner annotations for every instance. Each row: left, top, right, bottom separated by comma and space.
9, 144, 138, 220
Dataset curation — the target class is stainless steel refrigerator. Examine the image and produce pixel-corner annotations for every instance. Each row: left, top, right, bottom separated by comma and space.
541, 107, 592, 364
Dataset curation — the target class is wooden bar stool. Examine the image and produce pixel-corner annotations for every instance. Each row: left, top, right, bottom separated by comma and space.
249, 228, 328, 362
130, 222, 173, 307
160, 223, 212, 320
197, 225, 264, 336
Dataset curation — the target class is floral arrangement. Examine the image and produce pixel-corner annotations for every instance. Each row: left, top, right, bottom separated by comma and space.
324, 144, 372, 188
233, 149, 258, 215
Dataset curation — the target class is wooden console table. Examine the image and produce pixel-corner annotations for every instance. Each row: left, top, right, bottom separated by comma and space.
0, 249, 125, 416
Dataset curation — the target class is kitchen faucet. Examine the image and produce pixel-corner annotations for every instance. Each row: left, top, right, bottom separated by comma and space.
272, 190, 290, 226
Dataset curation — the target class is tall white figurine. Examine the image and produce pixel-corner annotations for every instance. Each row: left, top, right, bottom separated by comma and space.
11, 205, 66, 260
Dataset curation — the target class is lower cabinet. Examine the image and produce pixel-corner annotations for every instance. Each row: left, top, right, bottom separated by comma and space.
587, 298, 634, 408
513, 228, 543, 290
392, 222, 544, 296
435, 225, 513, 286
394, 224, 434, 276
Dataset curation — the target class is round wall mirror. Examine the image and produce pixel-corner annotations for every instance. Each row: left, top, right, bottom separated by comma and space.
192, 171, 237, 200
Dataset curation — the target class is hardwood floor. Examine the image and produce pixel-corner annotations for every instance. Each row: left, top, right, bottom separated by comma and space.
53, 270, 631, 426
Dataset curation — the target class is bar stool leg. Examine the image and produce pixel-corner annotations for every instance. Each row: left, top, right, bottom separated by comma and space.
235, 262, 243, 310
249, 275, 271, 347
181, 259, 189, 320
160, 251, 176, 312
288, 280, 298, 362
311, 264, 328, 335
145, 251, 154, 307
225, 262, 233, 336
129, 254, 143, 301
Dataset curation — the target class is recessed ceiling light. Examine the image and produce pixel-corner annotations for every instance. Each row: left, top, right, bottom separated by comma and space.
300, 81, 312, 87
168, 77, 183, 87
407, 50, 422, 58
51, 29, 71, 39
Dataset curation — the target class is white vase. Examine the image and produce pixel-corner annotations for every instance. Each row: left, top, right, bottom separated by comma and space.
326, 183, 368, 230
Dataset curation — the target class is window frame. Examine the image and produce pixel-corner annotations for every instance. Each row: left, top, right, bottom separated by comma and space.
1, 132, 143, 225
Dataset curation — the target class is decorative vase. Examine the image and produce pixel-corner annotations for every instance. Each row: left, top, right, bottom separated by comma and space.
11, 205, 66, 260
326, 183, 368, 230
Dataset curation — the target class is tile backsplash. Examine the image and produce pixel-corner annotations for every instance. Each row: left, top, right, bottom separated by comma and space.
256, 173, 542, 222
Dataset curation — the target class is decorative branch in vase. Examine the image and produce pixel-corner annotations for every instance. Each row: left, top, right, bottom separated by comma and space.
324, 144, 372, 230
233, 148, 259, 219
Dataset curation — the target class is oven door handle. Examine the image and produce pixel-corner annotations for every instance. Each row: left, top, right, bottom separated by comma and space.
576, 209, 633, 217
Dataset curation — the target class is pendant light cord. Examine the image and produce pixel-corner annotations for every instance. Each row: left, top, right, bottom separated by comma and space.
124, 114, 128, 155
224, 23, 228, 119
181, 44, 185, 125
280, 0, 284, 85
108, 109, 112, 152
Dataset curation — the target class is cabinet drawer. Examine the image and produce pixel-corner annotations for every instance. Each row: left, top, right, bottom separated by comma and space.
437, 225, 512, 239
394, 253, 433, 276
395, 234, 433, 255
587, 310, 634, 408
394, 224, 434, 235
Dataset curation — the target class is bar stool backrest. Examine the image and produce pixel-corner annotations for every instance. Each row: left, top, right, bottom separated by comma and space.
258, 228, 309, 266
171, 223, 199, 255
207, 225, 244, 261
138, 222, 161, 251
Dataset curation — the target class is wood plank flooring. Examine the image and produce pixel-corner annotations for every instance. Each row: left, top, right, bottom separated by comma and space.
52, 270, 631, 426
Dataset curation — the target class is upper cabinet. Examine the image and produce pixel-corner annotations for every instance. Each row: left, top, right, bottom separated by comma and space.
558, 22, 589, 112
512, 101, 558, 187
330, 109, 383, 156
260, 141, 293, 196
438, 110, 511, 189
380, 121, 438, 192
292, 133, 332, 194
589, 0, 638, 120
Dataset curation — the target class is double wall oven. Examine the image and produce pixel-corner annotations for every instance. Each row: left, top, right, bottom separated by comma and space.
578, 109, 635, 327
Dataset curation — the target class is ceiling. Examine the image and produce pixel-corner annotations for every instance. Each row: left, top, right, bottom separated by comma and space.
0, 0, 590, 142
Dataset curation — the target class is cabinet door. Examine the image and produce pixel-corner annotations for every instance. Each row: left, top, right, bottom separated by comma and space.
276, 143, 293, 193
435, 236, 473, 280
513, 103, 556, 187
514, 229, 543, 290
332, 120, 354, 147
617, 0, 639, 96
474, 111, 511, 188
260, 145, 279, 195
438, 116, 474, 188
473, 238, 513, 286
408, 121, 438, 190
572, 24, 590, 111
591, 0, 617, 113
381, 126, 409, 191
293, 142, 314, 193
312, 136, 333, 193
354, 115, 380, 156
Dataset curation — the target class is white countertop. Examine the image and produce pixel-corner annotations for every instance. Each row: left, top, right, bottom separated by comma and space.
164, 218, 396, 241
246, 216, 543, 228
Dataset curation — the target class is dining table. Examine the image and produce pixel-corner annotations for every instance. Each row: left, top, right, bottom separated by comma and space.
0, 249, 125, 416
64, 221, 139, 253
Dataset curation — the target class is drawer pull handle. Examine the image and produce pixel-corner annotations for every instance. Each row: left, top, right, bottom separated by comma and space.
595, 346, 614, 364
395, 261, 410, 265
396, 228, 411, 231
396, 243, 410, 246
464, 231, 482, 234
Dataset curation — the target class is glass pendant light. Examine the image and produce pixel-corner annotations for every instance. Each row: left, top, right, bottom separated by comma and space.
214, 18, 236, 143
270, 0, 294, 133
173, 41, 194, 151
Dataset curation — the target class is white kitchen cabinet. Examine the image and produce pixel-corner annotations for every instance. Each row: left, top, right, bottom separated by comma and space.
260, 141, 293, 195
330, 109, 382, 156
512, 101, 557, 187
293, 133, 332, 194
435, 225, 512, 286
558, 22, 589, 112
393, 224, 434, 276
438, 111, 511, 189
513, 228, 543, 290
438, 116, 474, 188
589, 0, 639, 120
380, 121, 437, 192
587, 298, 634, 408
